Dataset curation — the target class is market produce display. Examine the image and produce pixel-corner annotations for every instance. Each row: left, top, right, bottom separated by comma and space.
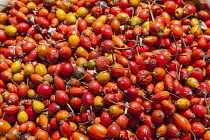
0, 0, 210, 139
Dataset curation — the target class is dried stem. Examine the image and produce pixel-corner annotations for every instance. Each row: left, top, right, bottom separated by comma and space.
105, 65, 129, 69
114, 44, 137, 50
190, 130, 197, 140
204, 94, 210, 115
170, 93, 181, 98
147, 0, 155, 22
171, 33, 178, 62
0, 4, 11, 7
66, 102, 75, 115
9, 77, 18, 87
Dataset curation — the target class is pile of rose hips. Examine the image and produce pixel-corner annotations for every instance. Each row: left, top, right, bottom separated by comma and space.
1, 0, 210, 139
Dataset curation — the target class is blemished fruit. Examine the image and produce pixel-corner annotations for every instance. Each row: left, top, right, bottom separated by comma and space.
0, 0, 210, 139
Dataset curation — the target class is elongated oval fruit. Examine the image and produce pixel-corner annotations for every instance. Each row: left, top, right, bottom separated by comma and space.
87, 124, 107, 139
35, 17, 50, 28
174, 113, 191, 132
0, 119, 11, 134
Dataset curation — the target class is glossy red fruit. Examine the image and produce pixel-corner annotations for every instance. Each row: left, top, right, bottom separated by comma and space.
156, 54, 168, 68
51, 131, 62, 140
184, 4, 196, 16
179, 108, 195, 119
22, 42, 36, 54
152, 110, 165, 123
27, 26, 37, 36
125, 87, 139, 98
140, 112, 153, 127
37, 84, 53, 98
101, 24, 113, 39
139, 9, 150, 21
136, 125, 151, 139
119, 0, 129, 9
92, 20, 104, 34
101, 40, 115, 53
196, 82, 210, 96
167, 123, 181, 137
193, 60, 206, 69
122, 49, 135, 60
60, 121, 71, 137
189, 67, 204, 81
25, 106, 38, 121
60, 46, 72, 58
4, 105, 19, 115
82, 92, 94, 107
128, 101, 143, 114
17, 22, 30, 34
88, 81, 102, 95
100, 112, 112, 127
119, 129, 129, 140
170, 25, 183, 39
191, 122, 205, 137
96, 56, 110, 70
46, 48, 60, 63
163, 1, 177, 13
110, 63, 125, 78
152, 5, 163, 16
110, 6, 122, 16
117, 77, 132, 91
142, 101, 152, 113
80, 36, 91, 49
136, 70, 152, 85
178, 53, 191, 65
35, 17, 50, 28
55, 90, 70, 106
6, 93, 19, 105
150, 21, 165, 36
60, 62, 74, 77
192, 49, 205, 60
0, 29, 7, 41
180, 68, 190, 81
107, 123, 121, 138
115, 114, 129, 129
4, 47, 15, 58
192, 104, 207, 117
91, 6, 103, 18
17, 83, 30, 97
69, 97, 82, 109
182, 34, 193, 46
48, 103, 61, 115
128, 61, 139, 74
180, 86, 193, 99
